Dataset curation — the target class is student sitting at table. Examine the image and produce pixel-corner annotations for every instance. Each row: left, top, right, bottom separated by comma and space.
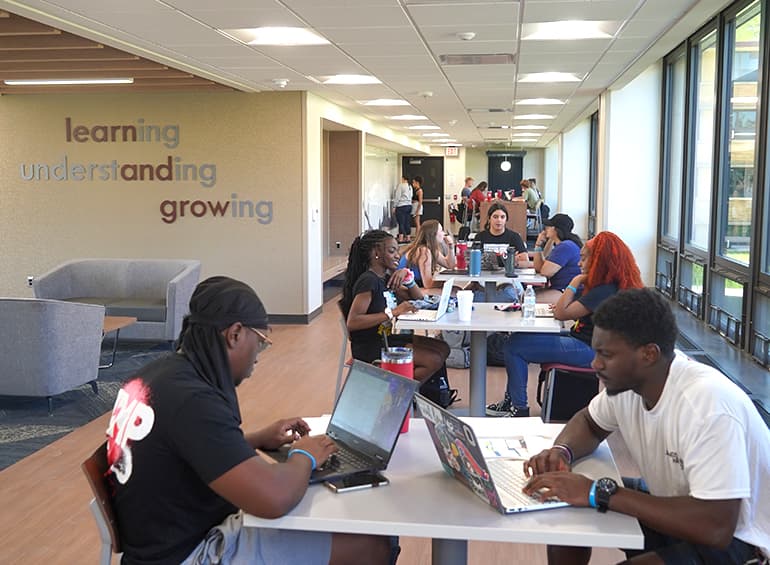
531, 213, 582, 303
341, 229, 449, 383
397, 220, 456, 292
106, 276, 396, 565
486, 231, 643, 417
469, 202, 529, 301
523, 288, 770, 565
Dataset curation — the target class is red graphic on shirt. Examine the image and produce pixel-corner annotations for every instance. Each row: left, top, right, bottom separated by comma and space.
106, 378, 155, 484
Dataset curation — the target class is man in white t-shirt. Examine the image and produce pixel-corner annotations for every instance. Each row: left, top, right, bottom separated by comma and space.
523, 288, 770, 565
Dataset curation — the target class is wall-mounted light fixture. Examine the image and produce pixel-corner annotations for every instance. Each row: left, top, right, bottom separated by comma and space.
500, 157, 512, 172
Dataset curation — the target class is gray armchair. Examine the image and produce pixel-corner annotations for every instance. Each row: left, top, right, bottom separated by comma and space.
0, 298, 105, 413
32, 258, 201, 341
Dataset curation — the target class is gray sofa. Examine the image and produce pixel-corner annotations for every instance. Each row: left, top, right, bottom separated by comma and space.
33, 258, 201, 341
0, 298, 105, 412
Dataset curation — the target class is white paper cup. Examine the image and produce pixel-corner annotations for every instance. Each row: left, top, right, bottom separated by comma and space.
457, 290, 474, 322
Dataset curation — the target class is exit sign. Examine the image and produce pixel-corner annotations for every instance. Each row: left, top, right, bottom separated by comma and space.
444, 146, 459, 157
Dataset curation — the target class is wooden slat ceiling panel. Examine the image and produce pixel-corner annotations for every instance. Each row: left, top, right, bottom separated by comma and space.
0, 11, 232, 94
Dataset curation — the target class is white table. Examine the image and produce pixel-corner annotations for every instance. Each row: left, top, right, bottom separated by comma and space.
435, 268, 547, 300
395, 303, 562, 416
245, 417, 643, 565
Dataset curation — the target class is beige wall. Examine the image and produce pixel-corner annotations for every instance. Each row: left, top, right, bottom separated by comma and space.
0, 91, 310, 316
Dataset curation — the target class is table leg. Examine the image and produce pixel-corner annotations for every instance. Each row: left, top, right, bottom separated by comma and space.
432, 538, 467, 565
99, 328, 121, 370
469, 330, 487, 417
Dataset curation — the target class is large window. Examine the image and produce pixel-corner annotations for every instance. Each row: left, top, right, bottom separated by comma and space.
662, 50, 687, 241
658, 0, 769, 363
688, 31, 718, 251
719, 2, 760, 265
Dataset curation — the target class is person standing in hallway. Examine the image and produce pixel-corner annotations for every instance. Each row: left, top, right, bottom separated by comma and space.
523, 288, 770, 565
460, 176, 474, 199
411, 175, 424, 231
393, 174, 413, 243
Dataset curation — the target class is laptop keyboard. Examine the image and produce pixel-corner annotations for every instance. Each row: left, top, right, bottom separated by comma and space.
321, 446, 371, 471
487, 459, 554, 508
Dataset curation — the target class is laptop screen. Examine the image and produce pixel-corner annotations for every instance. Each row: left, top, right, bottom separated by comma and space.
328, 361, 419, 460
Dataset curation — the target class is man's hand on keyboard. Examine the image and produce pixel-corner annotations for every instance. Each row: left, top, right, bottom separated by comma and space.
522, 471, 593, 507
523, 447, 571, 477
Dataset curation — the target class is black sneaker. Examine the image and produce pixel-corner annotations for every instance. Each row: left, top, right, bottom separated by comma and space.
486, 392, 513, 416
503, 405, 530, 418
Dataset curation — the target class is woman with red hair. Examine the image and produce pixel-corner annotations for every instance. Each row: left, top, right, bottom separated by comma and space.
487, 231, 643, 417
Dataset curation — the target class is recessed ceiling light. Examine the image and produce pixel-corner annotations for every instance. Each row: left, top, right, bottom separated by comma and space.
407, 125, 440, 130
517, 98, 565, 105
359, 99, 410, 106
4, 78, 134, 86
440, 143, 462, 146
322, 74, 381, 85
522, 21, 613, 41
422, 133, 449, 137
512, 132, 540, 137
515, 114, 554, 120
225, 27, 329, 46
519, 72, 581, 83
389, 114, 428, 120
513, 125, 547, 130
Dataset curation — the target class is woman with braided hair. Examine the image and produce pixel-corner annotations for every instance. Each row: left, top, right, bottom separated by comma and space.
486, 231, 644, 417
340, 229, 449, 383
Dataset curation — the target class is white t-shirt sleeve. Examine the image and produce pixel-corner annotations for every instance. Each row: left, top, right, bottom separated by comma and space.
587, 390, 620, 433
682, 412, 751, 500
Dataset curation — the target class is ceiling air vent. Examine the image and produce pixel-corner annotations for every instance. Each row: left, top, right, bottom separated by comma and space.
468, 108, 513, 113
439, 53, 515, 66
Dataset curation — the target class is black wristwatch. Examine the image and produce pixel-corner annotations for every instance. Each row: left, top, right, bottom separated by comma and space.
595, 477, 618, 513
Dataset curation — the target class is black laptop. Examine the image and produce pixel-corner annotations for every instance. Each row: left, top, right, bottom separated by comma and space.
262, 360, 419, 484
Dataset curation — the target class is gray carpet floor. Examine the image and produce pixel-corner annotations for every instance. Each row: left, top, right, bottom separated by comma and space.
0, 340, 173, 470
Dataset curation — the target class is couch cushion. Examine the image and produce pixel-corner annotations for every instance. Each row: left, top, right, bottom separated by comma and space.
106, 299, 167, 322
66, 297, 167, 322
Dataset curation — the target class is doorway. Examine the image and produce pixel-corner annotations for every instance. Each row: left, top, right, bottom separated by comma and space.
402, 156, 445, 226
487, 153, 524, 197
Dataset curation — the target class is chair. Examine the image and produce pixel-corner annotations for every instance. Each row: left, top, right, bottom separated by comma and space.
335, 308, 353, 403
537, 363, 598, 422
0, 298, 105, 414
82, 442, 121, 565
526, 200, 544, 237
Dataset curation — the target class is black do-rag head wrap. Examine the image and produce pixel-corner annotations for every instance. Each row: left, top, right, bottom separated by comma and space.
177, 276, 268, 423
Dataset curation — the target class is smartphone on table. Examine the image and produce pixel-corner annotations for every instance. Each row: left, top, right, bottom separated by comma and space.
324, 471, 389, 493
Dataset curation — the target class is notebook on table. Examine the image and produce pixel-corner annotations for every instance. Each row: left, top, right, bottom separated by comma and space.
414, 394, 569, 515
262, 360, 420, 484
535, 304, 554, 318
397, 277, 454, 322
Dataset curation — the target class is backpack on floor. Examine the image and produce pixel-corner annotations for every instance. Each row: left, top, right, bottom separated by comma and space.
441, 330, 470, 369
487, 332, 509, 366
419, 364, 459, 408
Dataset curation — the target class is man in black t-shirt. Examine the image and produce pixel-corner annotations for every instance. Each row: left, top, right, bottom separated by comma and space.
106, 276, 392, 565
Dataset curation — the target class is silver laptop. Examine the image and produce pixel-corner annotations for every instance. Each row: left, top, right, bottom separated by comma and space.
415, 394, 569, 514
262, 361, 420, 484
397, 277, 454, 322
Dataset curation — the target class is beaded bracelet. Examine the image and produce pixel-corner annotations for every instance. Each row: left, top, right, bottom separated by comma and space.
533, 246, 544, 252
287, 448, 317, 471
552, 443, 574, 465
